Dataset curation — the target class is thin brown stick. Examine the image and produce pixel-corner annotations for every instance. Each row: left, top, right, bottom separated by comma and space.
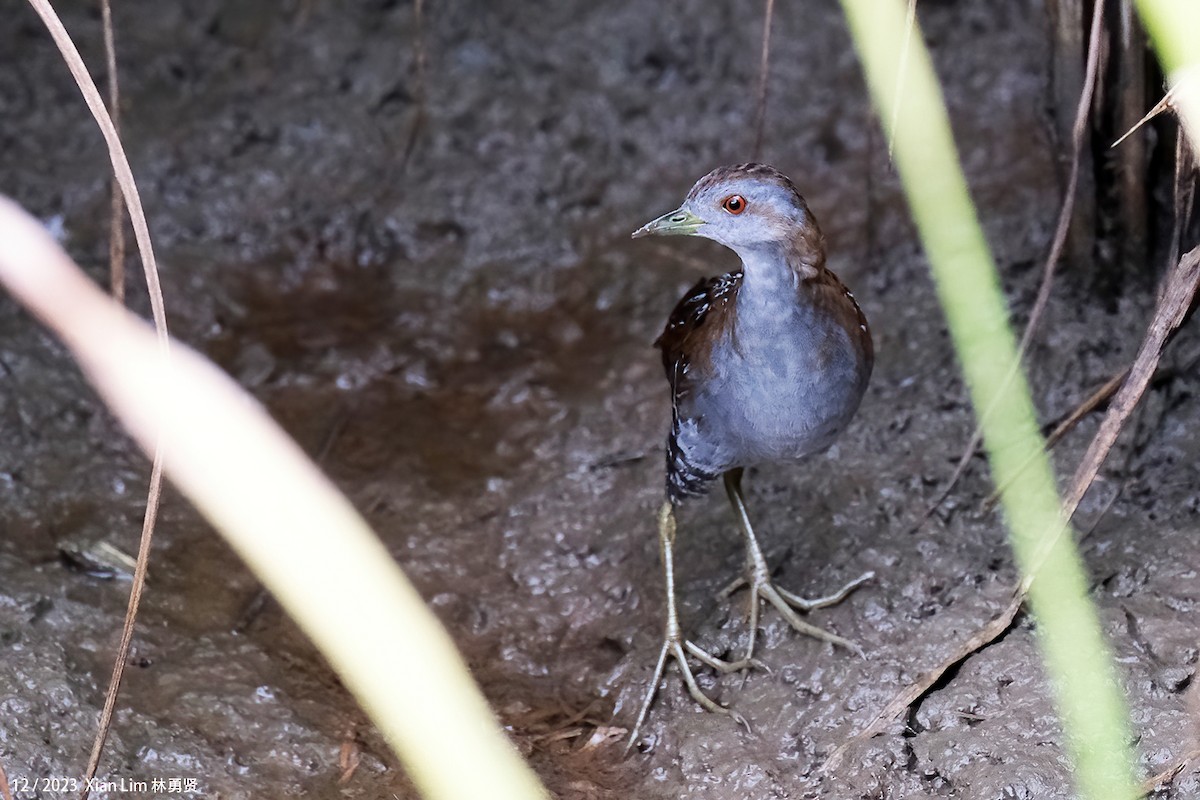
1112, 84, 1182, 148
1044, 368, 1130, 450
82, 455, 162, 794
23, 2, 167, 357
400, 0, 427, 171
981, 365, 1184, 515
0, 759, 12, 800
751, 0, 775, 159
1139, 748, 1200, 795
100, 0, 125, 304
821, 591, 1025, 773
908, 1, 1105, 533
901, 438, 975, 536
1058, 245, 1200, 524
1170, 132, 1186, 269
338, 723, 362, 785
1112, 9, 1148, 270
23, 2, 169, 796
1170, 128, 1197, 269
979, 366, 1131, 511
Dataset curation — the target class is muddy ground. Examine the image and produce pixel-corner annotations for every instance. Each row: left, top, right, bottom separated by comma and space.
2, 0, 1198, 798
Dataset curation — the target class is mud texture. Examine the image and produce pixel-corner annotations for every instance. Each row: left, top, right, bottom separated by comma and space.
2, 1, 1199, 798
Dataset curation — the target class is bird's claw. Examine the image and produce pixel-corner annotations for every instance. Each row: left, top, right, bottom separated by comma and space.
624, 635, 757, 754
730, 568, 873, 664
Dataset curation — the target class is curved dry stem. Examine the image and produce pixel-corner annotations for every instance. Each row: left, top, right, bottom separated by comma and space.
23, 2, 169, 793
100, 0, 125, 304
751, 0, 775, 159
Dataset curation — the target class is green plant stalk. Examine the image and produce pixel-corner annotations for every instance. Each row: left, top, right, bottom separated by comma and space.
1133, 0, 1200, 151
838, 2, 1138, 798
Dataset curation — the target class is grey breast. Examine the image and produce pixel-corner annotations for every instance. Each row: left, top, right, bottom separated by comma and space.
680, 292, 869, 471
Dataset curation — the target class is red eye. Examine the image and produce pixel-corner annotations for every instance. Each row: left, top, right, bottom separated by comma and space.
722, 194, 746, 215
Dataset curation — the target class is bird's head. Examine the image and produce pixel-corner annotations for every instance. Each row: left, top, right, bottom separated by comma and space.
632, 163, 817, 257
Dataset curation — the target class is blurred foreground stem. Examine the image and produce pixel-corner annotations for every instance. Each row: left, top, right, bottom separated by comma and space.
838, 2, 1138, 798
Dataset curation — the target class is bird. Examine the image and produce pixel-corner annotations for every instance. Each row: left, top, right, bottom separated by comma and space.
625, 163, 875, 748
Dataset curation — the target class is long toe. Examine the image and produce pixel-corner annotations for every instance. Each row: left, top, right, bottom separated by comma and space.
776, 570, 875, 612
683, 640, 766, 674
673, 640, 750, 729
758, 581, 865, 657
625, 636, 753, 753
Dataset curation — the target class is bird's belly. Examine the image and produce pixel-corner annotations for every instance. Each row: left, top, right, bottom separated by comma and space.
694, 337, 867, 465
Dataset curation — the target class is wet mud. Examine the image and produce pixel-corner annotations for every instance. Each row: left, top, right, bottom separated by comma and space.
2, 1, 1198, 797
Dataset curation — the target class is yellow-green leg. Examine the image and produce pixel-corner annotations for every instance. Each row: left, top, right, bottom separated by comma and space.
625, 501, 755, 752
721, 468, 873, 664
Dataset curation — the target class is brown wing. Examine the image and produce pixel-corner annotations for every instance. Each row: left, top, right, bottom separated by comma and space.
654, 271, 743, 394
656, 267, 870, 396
655, 272, 742, 502
805, 267, 874, 370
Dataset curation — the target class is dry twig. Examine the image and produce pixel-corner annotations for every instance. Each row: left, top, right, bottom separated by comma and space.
978, 366, 1132, 512
751, 0, 775, 159
400, 0, 427, 171
100, 0, 125, 304
1139, 748, 1200, 796
1113, 83, 1185, 148
1170, 125, 1197, 269
1058, 245, 1200, 523
338, 725, 362, 785
821, 592, 1024, 772
23, 2, 170, 795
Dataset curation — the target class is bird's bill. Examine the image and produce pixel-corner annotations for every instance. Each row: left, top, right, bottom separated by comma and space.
631, 208, 705, 238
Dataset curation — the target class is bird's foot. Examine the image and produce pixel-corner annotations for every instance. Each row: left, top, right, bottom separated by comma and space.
624, 632, 759, 753
719, 568, 874, 663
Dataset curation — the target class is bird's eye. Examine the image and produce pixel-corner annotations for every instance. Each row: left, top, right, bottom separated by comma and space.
721, 195, 746, 215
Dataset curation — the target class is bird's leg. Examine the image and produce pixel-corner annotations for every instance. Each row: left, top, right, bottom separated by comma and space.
625, 501, 753, 752
720, 469, 872, 663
